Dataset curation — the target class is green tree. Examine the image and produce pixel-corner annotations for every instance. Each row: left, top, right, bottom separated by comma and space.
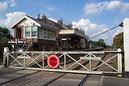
0, 27, 11, 47
89, 39, 108, 48
97, 39, 107, 48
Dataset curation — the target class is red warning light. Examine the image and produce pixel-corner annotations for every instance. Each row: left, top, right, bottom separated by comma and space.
47, 55, 60, 69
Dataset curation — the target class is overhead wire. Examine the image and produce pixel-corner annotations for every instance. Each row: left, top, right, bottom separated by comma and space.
89, 22, 123, 40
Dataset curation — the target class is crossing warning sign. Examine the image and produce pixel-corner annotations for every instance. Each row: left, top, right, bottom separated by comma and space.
47, 55, 60, 69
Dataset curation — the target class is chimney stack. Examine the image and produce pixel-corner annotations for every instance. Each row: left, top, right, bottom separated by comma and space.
42, 14, 47, 23
58, 18, 63, 26
37, 14, 40, 19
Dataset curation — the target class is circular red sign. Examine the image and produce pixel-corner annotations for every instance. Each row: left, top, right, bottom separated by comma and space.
47, 55, 60, 69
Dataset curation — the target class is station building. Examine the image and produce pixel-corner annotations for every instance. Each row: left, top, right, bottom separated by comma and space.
9, 14, 89, 51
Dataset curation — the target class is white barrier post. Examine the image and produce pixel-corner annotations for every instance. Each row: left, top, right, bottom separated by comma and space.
3, 47, 9, 67
117, 48, 122, 76
123, 18, 129, 73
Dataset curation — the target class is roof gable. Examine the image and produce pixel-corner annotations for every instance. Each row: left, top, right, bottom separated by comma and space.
10, 15, 41, 29
10, 15, 60, 31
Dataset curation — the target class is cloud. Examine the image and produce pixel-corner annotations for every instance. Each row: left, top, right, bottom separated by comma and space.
72, 18, 97, 31
0, 12, 26, 36
47, 6, 55, 12
0, 19, 6, 27
0, 2, 8, 11
84, 1, 129, 14
5, 12, 26, 28
0, 0, 17, 11
72, 18, 115, 44
8, 0, 17, 7
72, 18, 108, 36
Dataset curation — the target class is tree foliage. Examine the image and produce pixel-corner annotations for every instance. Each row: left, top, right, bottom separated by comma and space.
0, 27, 11, 47
113, 32, 123, 49
89, 39, 108, 48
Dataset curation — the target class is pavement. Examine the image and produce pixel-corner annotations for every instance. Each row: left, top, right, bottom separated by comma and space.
0, 68, 37, 85
101, 76, 129, 86
0, 67, 19, 76
48, 73, 86, 86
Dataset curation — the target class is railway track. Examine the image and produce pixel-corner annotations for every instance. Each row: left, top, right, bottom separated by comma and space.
0, 51, 117, 86
1, 66, 101, 85
0, 69, 102, 86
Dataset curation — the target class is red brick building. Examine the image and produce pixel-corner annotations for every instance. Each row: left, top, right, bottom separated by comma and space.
9, 14, 89, 51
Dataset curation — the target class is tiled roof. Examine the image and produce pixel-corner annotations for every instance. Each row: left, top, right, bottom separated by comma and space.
27, 15, 61, 31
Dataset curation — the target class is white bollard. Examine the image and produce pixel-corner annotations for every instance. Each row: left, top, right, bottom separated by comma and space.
123, 18, 129, 72
117, 48, 122, 75
3, 47, 9, 67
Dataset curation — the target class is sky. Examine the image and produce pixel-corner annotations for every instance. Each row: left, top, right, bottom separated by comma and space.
0, 0, 129, 45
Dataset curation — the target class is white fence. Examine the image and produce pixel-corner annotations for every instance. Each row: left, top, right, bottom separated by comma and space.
3, 49, 122, 75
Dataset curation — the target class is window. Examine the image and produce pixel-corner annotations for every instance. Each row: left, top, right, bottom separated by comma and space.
31, 26, 37, 37
34, 28, 56, 40
48, 31, 53, 39
39, 29, 44, 38
43, 32, 48, 38
42, 30, 54, 39
25, 26, 38, 37
25, 26, 31, 37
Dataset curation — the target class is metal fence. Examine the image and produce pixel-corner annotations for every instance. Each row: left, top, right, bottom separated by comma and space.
3, 49, 122, 75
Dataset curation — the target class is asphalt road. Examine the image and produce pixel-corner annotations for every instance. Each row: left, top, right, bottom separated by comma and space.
0, 68, 129, 86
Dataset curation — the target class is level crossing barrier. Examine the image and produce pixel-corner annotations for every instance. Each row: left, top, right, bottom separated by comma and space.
3, 49, 122, 75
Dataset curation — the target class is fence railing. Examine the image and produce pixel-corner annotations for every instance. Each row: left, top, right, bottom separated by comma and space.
3, 49, 122, 74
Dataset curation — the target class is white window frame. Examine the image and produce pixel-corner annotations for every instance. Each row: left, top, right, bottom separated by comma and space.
38, 28, 56, 40
25, 26, 31, 38
24, 26, 38, 38
31, 26, 38, 38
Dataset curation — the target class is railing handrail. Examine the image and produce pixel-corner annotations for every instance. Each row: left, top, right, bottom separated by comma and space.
8, 50, 122, 54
